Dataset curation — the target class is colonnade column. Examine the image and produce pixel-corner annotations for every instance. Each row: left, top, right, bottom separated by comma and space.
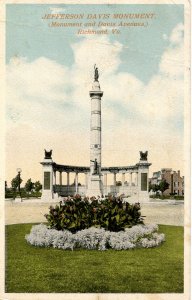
59, 172, 62, 186
54, 171, 56, 186
122, 173, 125, 186
113, 173, 116, 186
75, 173, 78, 194
85, 173, 88, 187
135, 172, 138, 186
130, 172, 132, 186
67, 172, 70, 186
66, 172, 70, 195
104, 174, 107, 186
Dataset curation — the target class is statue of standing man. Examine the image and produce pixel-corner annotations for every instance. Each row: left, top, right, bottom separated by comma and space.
94, 64, 99, 82
91, 158, 99, 175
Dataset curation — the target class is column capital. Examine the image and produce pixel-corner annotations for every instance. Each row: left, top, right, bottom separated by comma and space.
89, 91, 103, 98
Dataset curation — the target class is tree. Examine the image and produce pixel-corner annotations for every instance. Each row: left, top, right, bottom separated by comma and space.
11, 174, 22, 192
25, 179, 34, 193
152, 184, 160, 194
148, 181, 153, 192
149, 182, 160, 196
159, 180, 169, 195
34, 181, 42, 193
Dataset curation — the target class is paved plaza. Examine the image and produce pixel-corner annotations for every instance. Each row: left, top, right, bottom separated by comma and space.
5, 199, 184, 226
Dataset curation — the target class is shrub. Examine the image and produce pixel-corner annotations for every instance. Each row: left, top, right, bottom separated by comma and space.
25, 223, 165, 251
5, 189, 42, 199
44, 196, 144, 233
149, 195, 184, 200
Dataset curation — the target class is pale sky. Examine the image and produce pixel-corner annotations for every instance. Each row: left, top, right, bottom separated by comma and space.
6, 4, 184, 186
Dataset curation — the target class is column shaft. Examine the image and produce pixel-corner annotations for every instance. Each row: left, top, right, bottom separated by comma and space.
113, 173, 116, 186
130, 172, 132, 186
67, 172, 70, 186
75, 173, 78, 193
85, 173, 88, 187
104, 174, 107, 186
135, 172, 138, 186
122, 173, 125, 186
59, 172, 62, 186
54, 171, 56, 185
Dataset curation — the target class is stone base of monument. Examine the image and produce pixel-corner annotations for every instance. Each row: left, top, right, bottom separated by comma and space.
86, 174, 103, 197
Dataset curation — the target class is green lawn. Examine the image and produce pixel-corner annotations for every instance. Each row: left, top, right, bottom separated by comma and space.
5, 224, 183, 293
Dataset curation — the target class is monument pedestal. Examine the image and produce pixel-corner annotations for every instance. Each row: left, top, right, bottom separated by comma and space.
86, 174, 103, 197
40, 156, 54, 201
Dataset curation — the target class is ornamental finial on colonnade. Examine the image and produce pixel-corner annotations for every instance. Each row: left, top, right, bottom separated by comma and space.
44, 149, 52, 159
139, 151, 148, 161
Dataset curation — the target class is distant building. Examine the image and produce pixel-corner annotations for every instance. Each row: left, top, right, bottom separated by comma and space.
149, 168, 184, 196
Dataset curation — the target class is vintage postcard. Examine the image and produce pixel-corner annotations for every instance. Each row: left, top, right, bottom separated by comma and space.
0, 0, 190, 300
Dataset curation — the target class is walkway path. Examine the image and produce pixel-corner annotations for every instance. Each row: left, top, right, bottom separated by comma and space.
5, 199, 184, 226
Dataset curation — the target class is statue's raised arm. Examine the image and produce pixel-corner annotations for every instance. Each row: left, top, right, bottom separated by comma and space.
94, 64, 99, 82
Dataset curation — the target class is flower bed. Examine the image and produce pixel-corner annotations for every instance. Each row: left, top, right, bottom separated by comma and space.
25, 223, 165, 251
44, 196, 144, 233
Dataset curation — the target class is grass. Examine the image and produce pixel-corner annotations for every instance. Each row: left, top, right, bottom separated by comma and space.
5, 223, 183, 293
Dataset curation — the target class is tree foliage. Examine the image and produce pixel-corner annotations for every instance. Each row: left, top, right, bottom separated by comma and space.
25, 179, 34, 193
149, 180, 169, 195
11, 174, 22, 191
34, 181, 42, 192
159, 180, 169, 194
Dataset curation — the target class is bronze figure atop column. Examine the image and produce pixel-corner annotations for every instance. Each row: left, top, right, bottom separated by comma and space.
94, 64, 99, 82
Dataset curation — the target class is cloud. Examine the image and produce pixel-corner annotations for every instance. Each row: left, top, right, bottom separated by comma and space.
6, 23, 184, 184
71, 35, 123, 76
169, 23, 184, 45
137, 22, 184, 122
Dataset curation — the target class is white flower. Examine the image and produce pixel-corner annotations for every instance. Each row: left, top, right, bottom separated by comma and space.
25, 223, 165, 251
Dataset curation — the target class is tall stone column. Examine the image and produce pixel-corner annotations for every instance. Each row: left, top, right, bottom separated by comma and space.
90, 74, 103, 174
87, 65, 103, 197
40, 150, 54, 201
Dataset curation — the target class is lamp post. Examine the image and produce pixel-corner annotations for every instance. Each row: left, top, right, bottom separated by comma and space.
15, 168, 22, 202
